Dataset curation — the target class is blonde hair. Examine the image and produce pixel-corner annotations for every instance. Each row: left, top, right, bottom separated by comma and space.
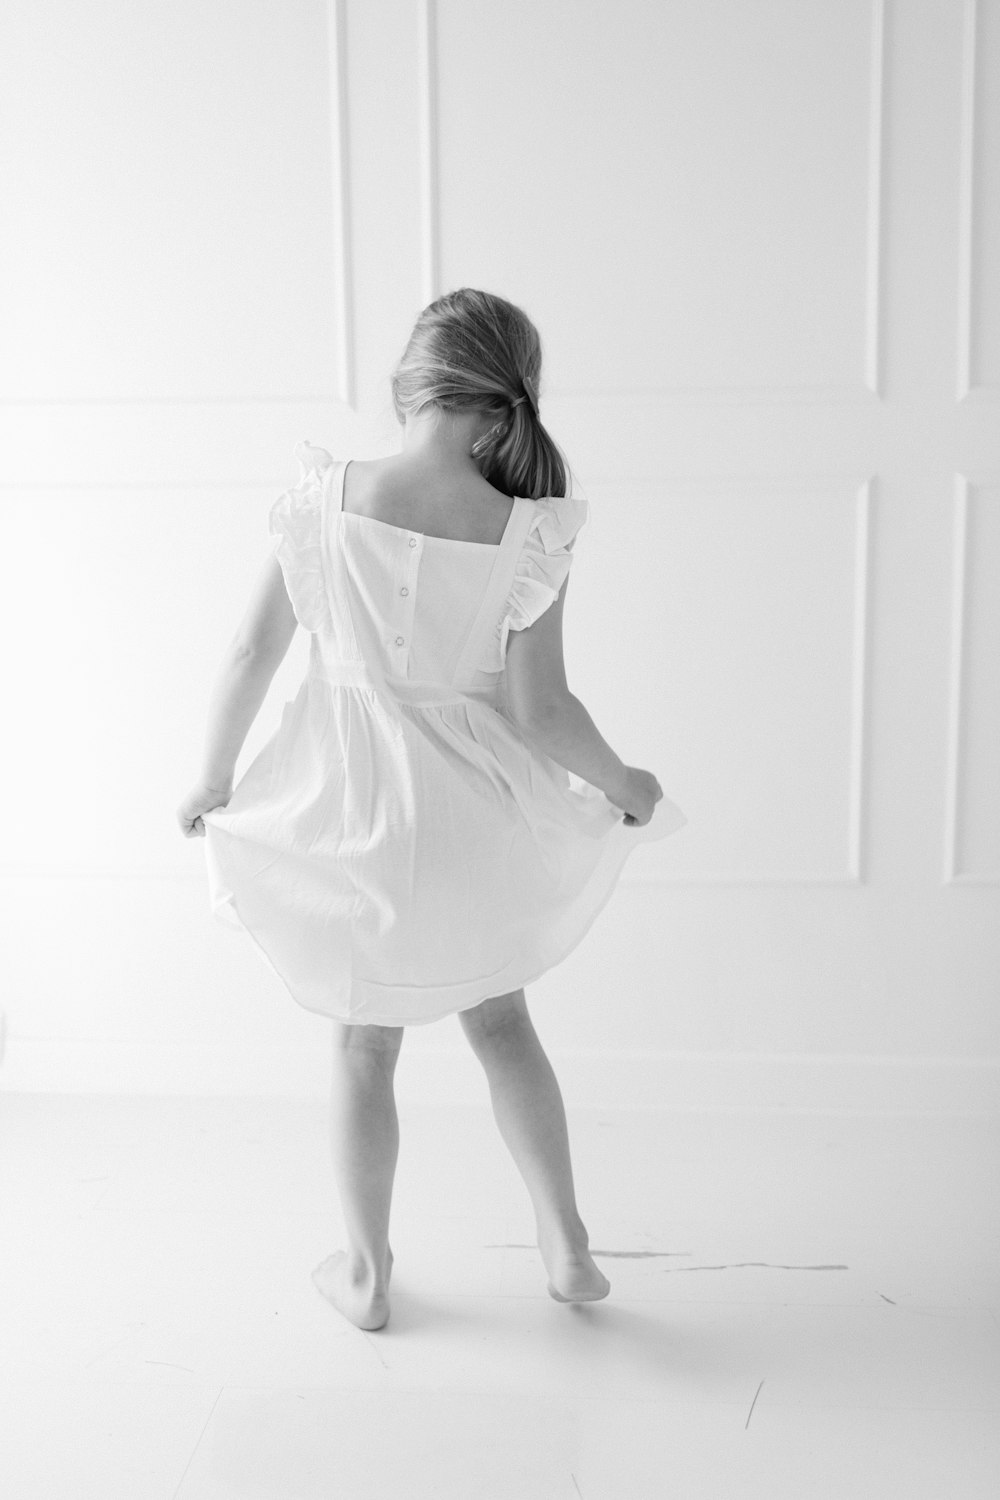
390, 288, 570, 499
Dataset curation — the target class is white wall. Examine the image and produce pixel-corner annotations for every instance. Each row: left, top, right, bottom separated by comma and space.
2, 0, 998, 1110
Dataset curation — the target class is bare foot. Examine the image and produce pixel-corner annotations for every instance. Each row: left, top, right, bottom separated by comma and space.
539, 1231, 611, 1303
311, 1245, 394, 1331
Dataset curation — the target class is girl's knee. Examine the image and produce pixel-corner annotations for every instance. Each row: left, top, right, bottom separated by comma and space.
332, 1019, 404, 1056
459, 988, 530, 1040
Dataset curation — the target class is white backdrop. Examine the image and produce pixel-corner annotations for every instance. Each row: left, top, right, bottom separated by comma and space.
1, 0, 997, 1109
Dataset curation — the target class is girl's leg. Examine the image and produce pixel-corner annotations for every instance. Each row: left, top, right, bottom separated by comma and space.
312, 1018, 404, 1331
458, 989, 610, 1302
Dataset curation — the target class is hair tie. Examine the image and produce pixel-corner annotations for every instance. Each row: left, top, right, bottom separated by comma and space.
510, 375, 539, 418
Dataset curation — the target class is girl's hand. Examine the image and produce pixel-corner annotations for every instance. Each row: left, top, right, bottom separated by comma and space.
176, 781, 233, 839
609, 766, 663, 827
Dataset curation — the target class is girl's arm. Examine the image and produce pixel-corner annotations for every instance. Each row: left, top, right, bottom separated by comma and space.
177, 555, 298, 836
201, 554, 299, 788
504, 575, 629, 803
199, 648, 280, 792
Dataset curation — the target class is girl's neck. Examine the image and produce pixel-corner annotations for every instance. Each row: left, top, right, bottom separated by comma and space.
399, 408, 496, 468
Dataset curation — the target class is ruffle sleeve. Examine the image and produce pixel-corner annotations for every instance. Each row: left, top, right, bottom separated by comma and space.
268, 441, 335, 632
491, 494, 590, 668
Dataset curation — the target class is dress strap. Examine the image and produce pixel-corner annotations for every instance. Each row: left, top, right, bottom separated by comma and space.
334, 459, 350, 513
449, 496, 537, 688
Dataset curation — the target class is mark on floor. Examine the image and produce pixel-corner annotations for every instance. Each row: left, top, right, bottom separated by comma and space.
360, 1330, 390, 1370
145, 1360, 194, 1373
879, 1292, 897, 1304
586, 1249, 695, 1260
667, 1261, 848, 1273
744, 1379, 765, 1430
170, 1385, 225, 1500
571, 1473, 584, 1497
488, 1246, 848, 1271
487, 1245, 692, 1259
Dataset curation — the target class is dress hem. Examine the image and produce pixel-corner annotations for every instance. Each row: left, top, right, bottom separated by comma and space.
206, 809, 686, 1027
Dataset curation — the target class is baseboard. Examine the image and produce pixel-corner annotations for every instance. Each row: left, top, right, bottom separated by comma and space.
3, 1035, 997, 1113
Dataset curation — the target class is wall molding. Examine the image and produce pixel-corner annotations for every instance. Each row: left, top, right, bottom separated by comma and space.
597, 473, 874, 887
943, 474, 1000, 884
944, 473, 971, 880
413, 0, 884, 403
543, 385, 884, 405
0, 395, 341, 408
955, 0, 1000, 402
864, 0, 886, 396
327, 0, 355, 407
3, 1034, 996, 1113
956, 0, 978, 400
417, 0, 440, 306
847, 477, 874, 880
0, 866, 866, 885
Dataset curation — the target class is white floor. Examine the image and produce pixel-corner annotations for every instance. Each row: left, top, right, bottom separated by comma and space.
0, 1094, 997, 1500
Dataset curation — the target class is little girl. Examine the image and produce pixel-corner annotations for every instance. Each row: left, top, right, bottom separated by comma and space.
176, 288, 687, 1332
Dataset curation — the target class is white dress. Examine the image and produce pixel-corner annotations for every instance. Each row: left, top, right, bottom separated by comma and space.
202, 442, 687, 1026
